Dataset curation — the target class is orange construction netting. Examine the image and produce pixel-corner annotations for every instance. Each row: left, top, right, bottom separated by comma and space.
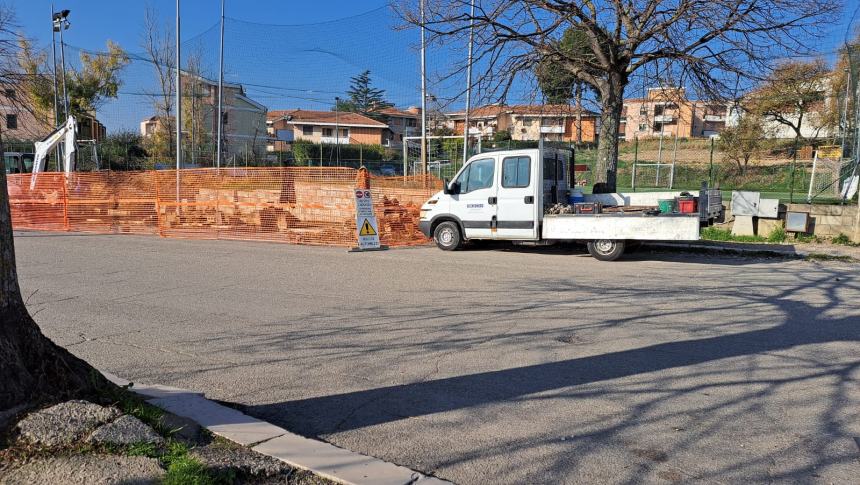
7, 168, 443, 247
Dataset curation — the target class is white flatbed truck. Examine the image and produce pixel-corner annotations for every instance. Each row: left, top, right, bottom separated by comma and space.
418, 148, 722, 261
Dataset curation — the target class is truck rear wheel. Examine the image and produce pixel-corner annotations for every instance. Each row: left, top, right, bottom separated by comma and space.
433, 221, 463, 251
587, 239, 625, 261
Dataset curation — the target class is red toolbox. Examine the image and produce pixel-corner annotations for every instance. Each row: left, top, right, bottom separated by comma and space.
677, 197, 697, 214
573, 202, 602, 214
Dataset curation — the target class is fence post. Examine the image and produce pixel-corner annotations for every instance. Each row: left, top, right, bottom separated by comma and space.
789, 138, 799, 203
631, 135, 638, 192
708, 137, 715, 186
61, 176, 69, 231
153, 170, 164, 237
669, 134, 678, 190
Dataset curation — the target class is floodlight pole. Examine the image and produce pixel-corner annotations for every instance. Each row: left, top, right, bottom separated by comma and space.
175, 0, 182, 202
462, 0, 475, 164
216, 0, 225, 170
420, 0, 428, 178
841, 68, 850, 157
50, 4, 59, 128
57, 14, 69, 118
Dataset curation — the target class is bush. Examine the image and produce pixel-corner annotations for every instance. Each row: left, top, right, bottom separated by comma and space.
766, 226, 786, 243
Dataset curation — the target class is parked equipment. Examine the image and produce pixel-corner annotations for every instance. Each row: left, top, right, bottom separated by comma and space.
418, 147, 724, 261
30, 116, 78, 189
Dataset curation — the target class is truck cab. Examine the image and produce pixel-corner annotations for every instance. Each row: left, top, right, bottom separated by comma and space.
419, 147, 721, 261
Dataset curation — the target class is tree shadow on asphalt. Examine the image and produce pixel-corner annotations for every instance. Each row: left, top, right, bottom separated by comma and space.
202, 262, 859, 483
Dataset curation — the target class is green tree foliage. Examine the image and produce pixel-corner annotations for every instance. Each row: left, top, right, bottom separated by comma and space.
535, 27, 597, 105
17, 39, 129, 122
335, 70, 393, 120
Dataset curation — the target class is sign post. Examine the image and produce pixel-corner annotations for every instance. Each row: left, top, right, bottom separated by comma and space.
351, 188, 386, 251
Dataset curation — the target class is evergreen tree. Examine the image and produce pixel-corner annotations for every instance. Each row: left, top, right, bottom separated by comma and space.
335, 70, 393, 120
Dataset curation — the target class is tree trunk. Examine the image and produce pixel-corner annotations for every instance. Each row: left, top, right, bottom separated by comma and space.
594, 75, 625, 193
0, 135, 110, 424
575, 84, 583, 143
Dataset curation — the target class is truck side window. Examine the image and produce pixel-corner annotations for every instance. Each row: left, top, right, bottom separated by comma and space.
502, 156, 530, 188
456, 158, 494, 193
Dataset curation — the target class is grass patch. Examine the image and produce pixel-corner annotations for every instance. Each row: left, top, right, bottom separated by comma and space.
766, 226, 787, 243
700, 226, 767, 243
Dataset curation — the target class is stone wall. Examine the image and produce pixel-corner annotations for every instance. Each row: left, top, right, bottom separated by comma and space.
787, 204, 860, 242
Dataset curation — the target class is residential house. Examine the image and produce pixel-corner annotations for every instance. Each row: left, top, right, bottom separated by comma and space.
0, 86, 55, 141
732, 75, 837, 139
266, 109, 388, 151
379, 106, 421, 147
1, 85, 108, 144
620, 87, 729, 140
140, 73, 267, 158
445, 105, 599, 142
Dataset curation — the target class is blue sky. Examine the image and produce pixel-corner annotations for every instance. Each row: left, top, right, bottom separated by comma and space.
11, 0, 391, 51
7, 1, 859, 133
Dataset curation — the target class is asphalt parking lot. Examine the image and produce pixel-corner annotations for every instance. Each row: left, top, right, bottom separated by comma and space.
13, 232, 860, 484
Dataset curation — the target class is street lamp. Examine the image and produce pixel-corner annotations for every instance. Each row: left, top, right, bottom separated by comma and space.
52, 9, 70, 120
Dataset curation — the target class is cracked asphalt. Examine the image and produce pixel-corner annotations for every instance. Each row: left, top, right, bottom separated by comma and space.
13, 232, 860, 484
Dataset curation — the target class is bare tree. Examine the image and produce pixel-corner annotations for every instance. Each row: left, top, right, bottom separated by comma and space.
745, 59, 830, 143
141, 4, 176, 159
0, 6, 108, 425
402, 0, 840, 192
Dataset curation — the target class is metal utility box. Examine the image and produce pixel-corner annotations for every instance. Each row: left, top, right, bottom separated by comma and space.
732, 191, 760, 217
757, 198, 779, 218
732, 191, 778, 218
785, 211, 810, 233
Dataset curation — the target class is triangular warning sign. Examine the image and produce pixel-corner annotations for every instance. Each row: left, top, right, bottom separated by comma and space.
359, 218, 377, 236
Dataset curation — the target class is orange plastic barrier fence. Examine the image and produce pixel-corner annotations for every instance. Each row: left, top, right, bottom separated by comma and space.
8, 168, 442, 247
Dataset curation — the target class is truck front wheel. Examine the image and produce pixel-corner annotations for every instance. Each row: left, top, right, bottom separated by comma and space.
587, 239, 626, 261
434, 221, 463, 250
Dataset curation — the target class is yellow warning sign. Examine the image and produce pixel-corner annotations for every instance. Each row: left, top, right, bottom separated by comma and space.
359, 218, 377, 236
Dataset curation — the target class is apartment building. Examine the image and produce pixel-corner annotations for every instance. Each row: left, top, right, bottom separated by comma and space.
620, 87, 729, 140
141, 73, 267, 157
446, 104, 598, 142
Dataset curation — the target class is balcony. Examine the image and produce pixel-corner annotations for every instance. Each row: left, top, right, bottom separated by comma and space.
653, 115, 675, 123
320, 136, 351, 144
540, 125, 565, 134
704, 114, 725, 122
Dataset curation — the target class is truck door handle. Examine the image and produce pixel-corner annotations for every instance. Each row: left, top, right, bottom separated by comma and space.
488, 196, 497, 205
524, 196, 534, 204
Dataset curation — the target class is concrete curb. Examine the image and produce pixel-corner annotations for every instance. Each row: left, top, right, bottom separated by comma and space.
642, 241, 803, 259
102, 372, 450, 485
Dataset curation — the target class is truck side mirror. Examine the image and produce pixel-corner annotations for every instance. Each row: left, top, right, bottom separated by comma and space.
443, 178, 451, 195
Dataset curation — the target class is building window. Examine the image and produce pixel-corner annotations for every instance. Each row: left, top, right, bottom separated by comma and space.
302, 125, 313, 136
406, 118, 417, 127
6, 114, 17, 130
638, 123, 646, 132
322, 127, 333, 137
654, 104, 665, 116
639, 106, 647, 115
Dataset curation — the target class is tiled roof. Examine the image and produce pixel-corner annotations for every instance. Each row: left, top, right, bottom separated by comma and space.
378, 107, 421, 118
267, 109, 388, 127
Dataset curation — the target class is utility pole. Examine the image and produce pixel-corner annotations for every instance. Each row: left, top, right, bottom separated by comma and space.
462, 0, 475, 164
335, 97, 340, 165
420, 0, 428, 177
216, 0, 225, 170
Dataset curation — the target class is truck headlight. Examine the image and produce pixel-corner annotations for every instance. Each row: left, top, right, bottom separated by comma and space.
419, 209, 431, 219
